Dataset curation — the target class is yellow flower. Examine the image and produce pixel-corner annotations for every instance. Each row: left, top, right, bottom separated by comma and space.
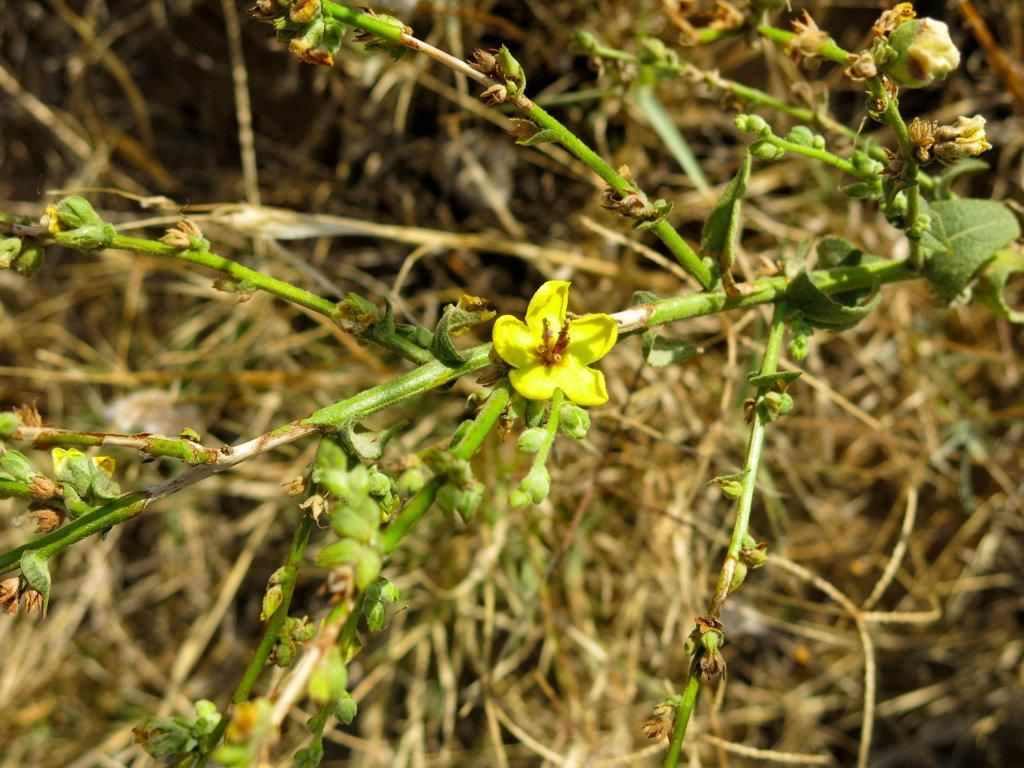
492, 281, 618, 406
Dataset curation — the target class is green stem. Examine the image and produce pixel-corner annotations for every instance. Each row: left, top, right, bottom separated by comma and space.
380, 382, 511, 553
0, 493, 146, 575
662, 662, 701, 768
0, 478, 39, 501
663, 303, 788, 766
644, 258, 913, 329
760, 134, 868, 179
110, 234, 432, 364
302, 345, 493, 429
7, 426, 220, 465
527, 103, 713, 289
708, 303, 786, 617
756, 25, 852, 67
534, 388, 563, 467
202, 514, 314, 754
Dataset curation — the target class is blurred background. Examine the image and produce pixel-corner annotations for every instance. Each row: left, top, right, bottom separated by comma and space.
0, 1, 1022, 765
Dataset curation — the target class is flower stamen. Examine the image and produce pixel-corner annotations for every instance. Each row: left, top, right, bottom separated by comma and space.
536, 318, 572, 368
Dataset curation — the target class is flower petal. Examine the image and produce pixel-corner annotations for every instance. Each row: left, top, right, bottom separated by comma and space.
550, 358, 610, 406
492, 315, 536, 369
509, 362, 558, 401
566, 313, 618, 365
525, 280, 570, 337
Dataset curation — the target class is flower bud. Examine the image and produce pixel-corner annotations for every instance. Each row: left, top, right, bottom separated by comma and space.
558, 403, 591, 439
308, 647, 348, 705
333, 692, 358, 724
397, 464, 427, 496
329, 504, 377, 543
883, 19, 960, 88
519, 465, 551, 505
734, 114, 771, 138
517, 427, 546, 453
54, 196, 104, 229
750, 140, 786, 161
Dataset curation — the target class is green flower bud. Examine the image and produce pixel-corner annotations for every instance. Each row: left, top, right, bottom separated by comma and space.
785, 126, 815, 147
734, 114, 771, 138
741, 540, 770, 569
517, 427, 547, 453
354, 547, 382, 591
496, 44, 526, 93
55, 196, 104, 229
329, 505, 377, 543
524, 398, 546, 428
0, 237, 22, 268
558, 403, 591, 439
750, 139, 786, 161
570, 29, 599, 55
851, 151, 884, 176
0, 449, 34, 482
519, 466, 551, 505
883, 19, 960, 88
308, 647, 348, 705
132, 715, 196, 759
508, 488, 532, 508
366, 467, 393, 498
762, 391, 794, 420
315, 539, 363, 568
333, 693, 358, 724
0, 412, 18, 439
397, 464, 427, 496
728, 560, 749, 592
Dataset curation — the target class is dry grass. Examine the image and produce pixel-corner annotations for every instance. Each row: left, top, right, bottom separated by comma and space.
1, 1, 1022, 766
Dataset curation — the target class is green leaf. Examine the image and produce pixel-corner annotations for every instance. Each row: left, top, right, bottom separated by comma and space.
747, 370, 802, 390
786, 271, 881, 330
337, 421, 408, 461
641, 332, 697, 367
923, 199, 1021, 303
516, 128, 561, 147
977, 249, 1024, 324
431, 295, 496, 367
816, 236, 862, 268
20, 549, 51, 615
700, 150, 752, 274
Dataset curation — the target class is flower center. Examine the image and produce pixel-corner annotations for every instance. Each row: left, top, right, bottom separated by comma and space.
535, 318, 571, 368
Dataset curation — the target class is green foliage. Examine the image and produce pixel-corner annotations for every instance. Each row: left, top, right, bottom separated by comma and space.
700, 150, 751, 277
977, 249, 1024, 324
19, 550, 51, 615
786, 272, 881, 330
432, 296, 496, 366
922, 199, 1021, 302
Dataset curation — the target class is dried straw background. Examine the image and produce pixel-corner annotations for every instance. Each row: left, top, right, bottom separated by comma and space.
0, 1, 1022, 766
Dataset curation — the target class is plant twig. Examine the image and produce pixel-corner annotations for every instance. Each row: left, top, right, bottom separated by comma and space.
663, 302, 788, 766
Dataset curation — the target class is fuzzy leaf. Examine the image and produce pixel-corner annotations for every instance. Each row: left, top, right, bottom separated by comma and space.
431, 295, 496, 367
337, 421, 408, 461
977, 249, 1024, 324
641, 332, 697, 367
700, 151, 751, 273
816, 236, 863, 268
786, 272, 881, 330
923, 199, 1021, 303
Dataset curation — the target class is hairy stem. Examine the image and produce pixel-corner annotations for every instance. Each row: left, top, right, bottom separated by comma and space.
663, 302, 788, 766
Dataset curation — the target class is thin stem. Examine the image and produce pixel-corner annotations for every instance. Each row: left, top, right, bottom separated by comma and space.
380, 382, 511, 553
759, 133, 869, 179
111, 234, 433, 364
662, 662, 701, 768
0, 493, 147, 574
708, 303, 786, 617
202, 515, 315, 752
526, 103, 713, 288
7, 426, 220, 465
663, 303, 788, 766
321, 1, 714, 290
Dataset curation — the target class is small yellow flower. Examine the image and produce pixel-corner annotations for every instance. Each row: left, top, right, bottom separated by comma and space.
492, 281, 617, 406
